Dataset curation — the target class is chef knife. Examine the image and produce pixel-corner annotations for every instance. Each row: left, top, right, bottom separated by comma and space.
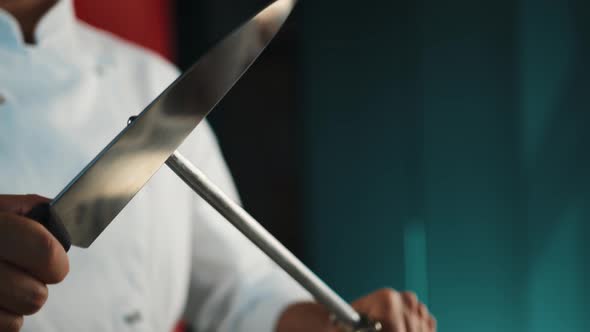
26, 0, 297, 251
25, 1, 382, 330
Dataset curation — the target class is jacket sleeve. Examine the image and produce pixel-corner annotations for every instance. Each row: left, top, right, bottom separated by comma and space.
179, 122, 312, 332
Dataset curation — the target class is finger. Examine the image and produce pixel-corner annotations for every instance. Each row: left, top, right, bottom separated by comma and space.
0, 309, 23, 332
417, 303, 427, 318
0, 262, 48, 315
0, 195, 49, 216
416, 303, 429, 332
376, 289, 406, 332
0, 213, 69, 284
428, 315, 437, 332
401, 292, 419, 313
351, 288, 408, 332
416, 303, 436, 332
403, 310, 419, 332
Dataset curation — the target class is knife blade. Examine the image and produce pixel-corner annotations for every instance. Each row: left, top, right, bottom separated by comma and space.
26, 0, 297, 251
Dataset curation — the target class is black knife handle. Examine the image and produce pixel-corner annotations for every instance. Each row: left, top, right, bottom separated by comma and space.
25, 203, 71, 252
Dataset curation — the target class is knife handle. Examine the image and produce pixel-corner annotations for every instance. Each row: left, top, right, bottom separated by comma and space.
26, 203, 72, 252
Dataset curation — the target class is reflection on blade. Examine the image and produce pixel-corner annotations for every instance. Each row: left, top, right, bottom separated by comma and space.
51, 0, 297, 247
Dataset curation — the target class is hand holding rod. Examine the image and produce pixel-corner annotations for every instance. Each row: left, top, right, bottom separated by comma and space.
166, 151, 381, 332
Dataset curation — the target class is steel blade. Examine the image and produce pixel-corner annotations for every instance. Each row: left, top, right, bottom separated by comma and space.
51, 0, 297, 247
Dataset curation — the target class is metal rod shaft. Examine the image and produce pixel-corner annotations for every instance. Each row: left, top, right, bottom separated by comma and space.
166, 151, 361, 328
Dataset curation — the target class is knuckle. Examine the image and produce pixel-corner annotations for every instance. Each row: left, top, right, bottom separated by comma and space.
430, 315, 438, 331
402, 291, 419, 309
38, 230, 57, 266
403, 291, 418, 301
376, 288, 400, 311
5, 316, 23, 332
36, 230, 67, 283
418, 302, 427, 315
0, 212, 15, 225
377, 287, 397, 299
22, 284, 48, 315
25, 194, 45, 201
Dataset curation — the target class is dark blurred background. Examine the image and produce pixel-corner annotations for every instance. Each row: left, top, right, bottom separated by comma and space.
74, 1, 590, 331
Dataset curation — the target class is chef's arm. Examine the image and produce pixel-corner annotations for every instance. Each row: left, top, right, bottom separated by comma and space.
277, 289, 437, 332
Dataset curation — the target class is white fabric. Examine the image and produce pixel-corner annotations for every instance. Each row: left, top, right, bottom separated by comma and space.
0, 1, 310, 331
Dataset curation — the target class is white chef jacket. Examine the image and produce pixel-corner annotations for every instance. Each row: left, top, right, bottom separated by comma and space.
0, 1, 310, 331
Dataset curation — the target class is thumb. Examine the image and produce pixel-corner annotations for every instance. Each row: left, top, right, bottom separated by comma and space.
0, 194, 51, 215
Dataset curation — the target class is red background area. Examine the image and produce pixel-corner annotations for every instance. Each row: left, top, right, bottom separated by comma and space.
74, 1, 182, 331
74, 0, 174, 61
